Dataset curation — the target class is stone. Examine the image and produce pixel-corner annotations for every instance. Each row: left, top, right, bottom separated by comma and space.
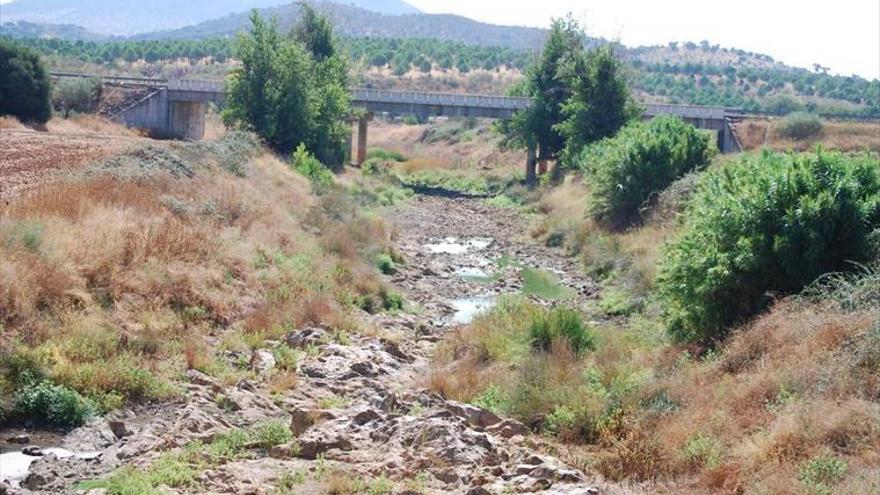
352, 408, 382, 426
268, 442, 299, 459
445, 402, 502, 429
297, 436, 353, 460
108, 420, 133, 439
290, 408, 315, 437
7, 434, 30, 444
486, 419, 529, 439
433, 468, 460, 484
285, 327, 330, 349
22, 445, 43, 456
186, 369, 222, 393
250, 349, 276, 377
466, 487, 492, 495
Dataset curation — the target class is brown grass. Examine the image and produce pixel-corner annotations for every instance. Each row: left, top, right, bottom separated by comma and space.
0, 135, 395, 410
736, 118, 880, 152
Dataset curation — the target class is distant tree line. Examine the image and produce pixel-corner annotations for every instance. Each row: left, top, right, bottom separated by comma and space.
2, 32, 878, 118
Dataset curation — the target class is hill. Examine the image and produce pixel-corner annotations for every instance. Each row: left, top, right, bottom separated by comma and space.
133, 2, 552, 50
0, 0, 420, 36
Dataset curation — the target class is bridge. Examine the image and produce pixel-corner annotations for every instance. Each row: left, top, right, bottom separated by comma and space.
51, 73, 743, 167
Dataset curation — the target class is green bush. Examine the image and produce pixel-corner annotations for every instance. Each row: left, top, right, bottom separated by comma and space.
528, 307, 595, 354
797, 455, 848, 495
658, 150, 880, 343
291, 143, 333, 189
579, 116, 714, 229
777, 112, 824, 140
0, 39, 52, 123
366, 148, 406, 162
14, 377, 97, 428
52, 77, 102, 117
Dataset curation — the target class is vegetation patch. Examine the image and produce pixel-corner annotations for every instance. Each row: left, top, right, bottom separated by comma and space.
658, 150, 880, 343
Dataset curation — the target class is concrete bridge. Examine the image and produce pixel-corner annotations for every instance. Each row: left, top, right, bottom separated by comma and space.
51, 73, 743, 165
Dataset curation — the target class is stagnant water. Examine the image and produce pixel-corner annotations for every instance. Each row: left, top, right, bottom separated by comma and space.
424, 237, 493, 255
0, 448, 100, 486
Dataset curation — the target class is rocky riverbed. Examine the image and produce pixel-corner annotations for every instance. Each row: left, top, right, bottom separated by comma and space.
1, 195, 638, 495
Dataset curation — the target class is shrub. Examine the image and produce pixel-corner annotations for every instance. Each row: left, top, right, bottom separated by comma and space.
14, 378, 97, 428
797, 455, 848, 495
366, 148, 406, 162
658, 150, 880, 343
291, 143, 333, 190
53, 77, 102, 117
528, 307, 595, 354
0, 39, 52, 123
580, 116, 714, 229
778, 112, 824, 140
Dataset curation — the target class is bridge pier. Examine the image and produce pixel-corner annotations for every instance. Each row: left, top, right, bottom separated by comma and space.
169, 101, 207, 140
350, 113, 374, 166
525, 143, 537, 186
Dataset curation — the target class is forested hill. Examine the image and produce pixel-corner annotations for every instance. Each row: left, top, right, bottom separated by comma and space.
0, 0, 420, 36
130, 2, 553, 51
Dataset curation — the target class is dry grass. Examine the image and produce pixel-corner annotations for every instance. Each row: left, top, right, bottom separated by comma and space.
0, 116, 26, 130
0, 134, 396, 414
736, 118, 880, 152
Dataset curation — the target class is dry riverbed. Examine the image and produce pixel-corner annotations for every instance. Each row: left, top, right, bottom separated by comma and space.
1, 194, 640, 495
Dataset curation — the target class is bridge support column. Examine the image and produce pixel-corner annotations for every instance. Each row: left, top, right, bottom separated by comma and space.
350, 113, 374, 167
169, 101, 207, 140
525, 143, 537, 187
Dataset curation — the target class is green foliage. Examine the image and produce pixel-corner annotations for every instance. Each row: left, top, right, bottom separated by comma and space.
777, 111, 824, 140
291, 143, 333, 189
250, 420, 292, 449
797, 455, 848, 495
580, 116, 714, 229
557, 45, 640, 160
52, 77, 102, 117
366, 148, 406, 162
472, 385, 507, 413
223, 10, 350, 166
0, 38, 52, 123
528, 307, 595, 354
375, 253, 396, 274
520, 267, 575, 300
658, 150, 880, 343
681, 434, 723, 469
14, 377, 97, 428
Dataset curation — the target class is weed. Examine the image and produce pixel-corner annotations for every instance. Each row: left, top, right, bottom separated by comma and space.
251, 420, 293, 449
520, 267, 575, 300
528, 307, 595, 354
798, 455, 848, 495
14, 377, 96, 428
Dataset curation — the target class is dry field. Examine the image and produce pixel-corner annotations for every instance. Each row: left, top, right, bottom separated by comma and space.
0, 116, 145, 200
734, 118, 880, 152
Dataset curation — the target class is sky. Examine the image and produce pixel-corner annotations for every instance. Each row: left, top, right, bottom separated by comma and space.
1, 0, 877, 78
407, 0, 880, 79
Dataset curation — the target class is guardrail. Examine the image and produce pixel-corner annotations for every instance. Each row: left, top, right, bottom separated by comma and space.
351, 88, 533, 110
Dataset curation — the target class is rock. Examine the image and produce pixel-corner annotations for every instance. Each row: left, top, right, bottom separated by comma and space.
21, 472, 49, 490
382, 339, 413, 362
22, 445, 43, 456
7, 434, 30, 444
433, 468, 460, 484
108, 420, 133, 439
486, 419, 529, 439
285, 327, 330, 349
290, 408, 315, 437
268, 442, 299, 459
250, 349, 276, 377
352, 408, 381, 426
445, 402, 502, 429
186, 369, 222, 393
466, 487, 492, 495
290, 408, 336, 437
297, 436, 353, 460
514, 476, 552, 492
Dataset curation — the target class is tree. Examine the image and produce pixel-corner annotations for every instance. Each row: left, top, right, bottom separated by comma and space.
0, 39, 52, 123
556, 45, 639, 161
223, 7, 350, 167
523, 16, 584, 163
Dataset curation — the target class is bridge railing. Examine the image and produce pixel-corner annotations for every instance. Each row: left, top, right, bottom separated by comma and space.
168, 79, 226, 93
351, 88, 533, 110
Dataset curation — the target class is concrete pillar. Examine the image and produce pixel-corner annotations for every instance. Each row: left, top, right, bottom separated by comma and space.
357, 116, 369, 166
525, 143, 537, 186
169, 101, 206, 140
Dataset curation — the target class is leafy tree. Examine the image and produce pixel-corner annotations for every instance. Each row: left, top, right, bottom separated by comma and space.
556, 45, 640, 162
223, 7, 350, 167
0, 39, 52, 123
